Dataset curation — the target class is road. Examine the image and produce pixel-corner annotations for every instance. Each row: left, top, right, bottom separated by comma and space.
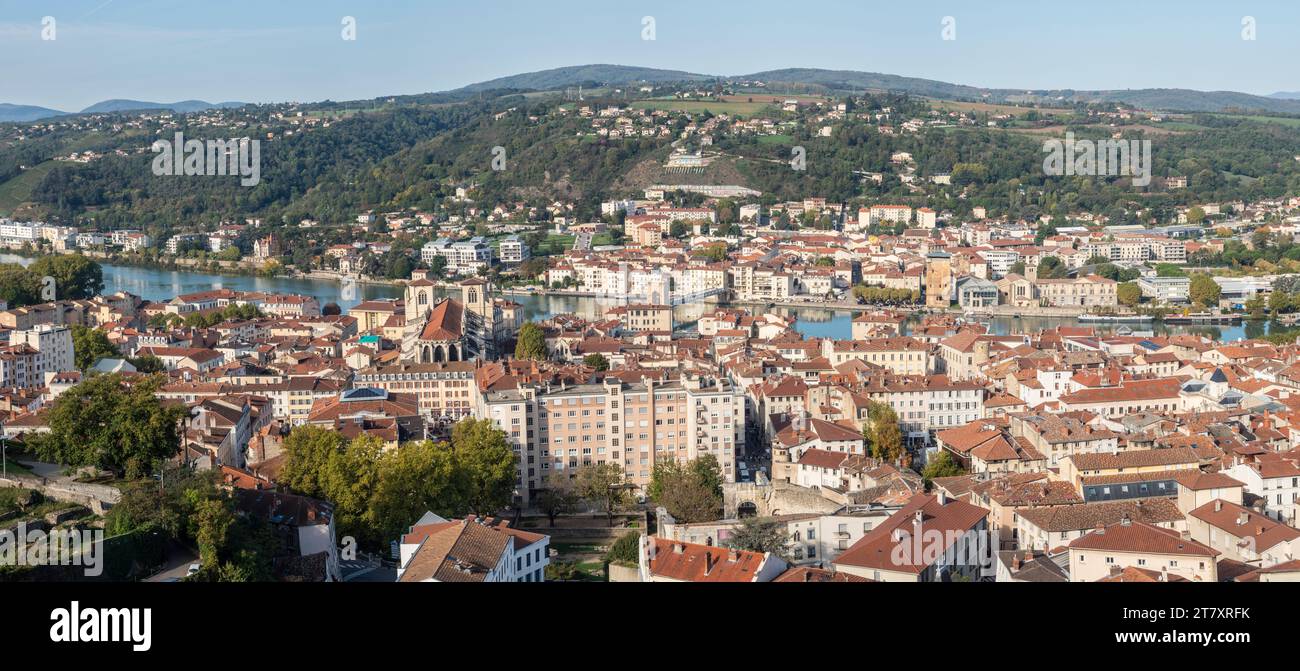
143, 542, 200, 582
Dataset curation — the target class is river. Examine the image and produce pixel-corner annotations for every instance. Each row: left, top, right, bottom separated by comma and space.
2, 254, 1280, 343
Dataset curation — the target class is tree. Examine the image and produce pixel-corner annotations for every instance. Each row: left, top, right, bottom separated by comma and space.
515, 322, 547, 360
864, 401, 904, 463
1189, 274, 1221, 308
1186, 206, 1206, 225
71, 325, 120, 370
1036, 256, 1068, 279
279, 421, 516, 549
646, 457, 723, 523
0, 264, 41, 307
575, 463, 630, 527
29, 254, 103, 300
448, 418, 518, 516
605, 532, 640, 565
32, 373, 187, 477
921, 451, 966, 480
127, 354, 166, 373
725, 516, 793, 561
1117, 282, 1142, 307
583, 353, 610, 371
536, 471, 580, 525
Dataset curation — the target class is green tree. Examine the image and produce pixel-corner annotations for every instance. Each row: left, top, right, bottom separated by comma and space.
127, 354, 166, 373
71, 325, 121, 370
29, 254, 104, 300
921, 451, 966, 480
448, 418, 518, 516
604, 532, 641, 565
1036, 256, 1068, 279
864, 401, 905, 463
1189, 274, 1222, 308
725, 516, 793, 561
575, 462, 630, 527
0, 264, 41, 307
647, 457, 723, 523
31, 373, 187, 477
515, 322, 547, 360
1117, 282, 1142, 307
583, 353, 610, 371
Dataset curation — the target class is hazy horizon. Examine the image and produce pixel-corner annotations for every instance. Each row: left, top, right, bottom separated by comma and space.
2, 0, 1299, 110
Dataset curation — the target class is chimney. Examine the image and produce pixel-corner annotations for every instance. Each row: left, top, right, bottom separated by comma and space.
704, 552, 715, 576
1160, 566, 1168, 582
1238, 512, 1248, 526
673, 543, 684, 554
1012, 555, 1021, 570
1120, 514, 1131, 526
1214, 500, 1222, 512
937, 490, 948, 505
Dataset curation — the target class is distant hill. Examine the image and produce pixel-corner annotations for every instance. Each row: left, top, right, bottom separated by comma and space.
78, 99, 247, 114
0, 103, 68, 123
443, 64, 1300, 115
1270, 91, 1300, 100
450, 64, 713, 93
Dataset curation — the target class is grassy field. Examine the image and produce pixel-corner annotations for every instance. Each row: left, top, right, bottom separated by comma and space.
632, 98, 774, 117
0, 160, 62, 215
1211, 113, 1300, 128
756, 134, 795, 145
533, 234, 575, 256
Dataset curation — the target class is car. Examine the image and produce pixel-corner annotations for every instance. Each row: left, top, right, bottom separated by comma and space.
186, 563, 201, 576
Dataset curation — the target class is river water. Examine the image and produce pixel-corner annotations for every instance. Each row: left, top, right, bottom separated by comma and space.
2, 254, 1276, 343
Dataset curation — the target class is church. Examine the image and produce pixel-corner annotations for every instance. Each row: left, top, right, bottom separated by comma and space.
402, 274, 520, 363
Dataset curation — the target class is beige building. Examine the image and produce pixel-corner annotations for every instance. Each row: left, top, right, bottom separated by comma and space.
1068, 519, 1219, 582
605, 304, 673, 333
477, 375, 744, 504
354, 361, 478, 421
1033, 275, 1117, 308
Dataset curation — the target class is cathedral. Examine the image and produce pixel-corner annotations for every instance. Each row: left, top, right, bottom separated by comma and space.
402, 275, 520, 363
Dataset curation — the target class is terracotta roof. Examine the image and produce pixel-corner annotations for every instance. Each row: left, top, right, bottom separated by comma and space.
1068, 520, 1219, 558
647, 537, 772, 582
833, 494, 989, 574
1189, 499, 1300, 552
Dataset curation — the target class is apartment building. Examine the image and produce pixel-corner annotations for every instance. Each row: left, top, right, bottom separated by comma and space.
3, 325, 74, 388
498, 235, 530, 266
822, 337, 930, 374
354, 361, 478, 421
477, 375, 744, 505
422, 237, 492, 275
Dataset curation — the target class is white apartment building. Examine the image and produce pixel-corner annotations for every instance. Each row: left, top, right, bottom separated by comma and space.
7, 325, 74, 387
498, 235, 530, 266
422, 237, 493, 275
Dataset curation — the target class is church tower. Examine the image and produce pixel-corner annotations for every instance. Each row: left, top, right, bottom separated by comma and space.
459, 278, 497, 360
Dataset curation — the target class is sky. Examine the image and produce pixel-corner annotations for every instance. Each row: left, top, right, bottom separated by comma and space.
2, 0, 1299, 111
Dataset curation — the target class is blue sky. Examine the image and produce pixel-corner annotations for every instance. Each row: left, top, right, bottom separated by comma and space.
2, 0, 1299, 111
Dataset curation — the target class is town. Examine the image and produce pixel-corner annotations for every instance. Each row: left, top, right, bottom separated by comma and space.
2, 152, 1300, 584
